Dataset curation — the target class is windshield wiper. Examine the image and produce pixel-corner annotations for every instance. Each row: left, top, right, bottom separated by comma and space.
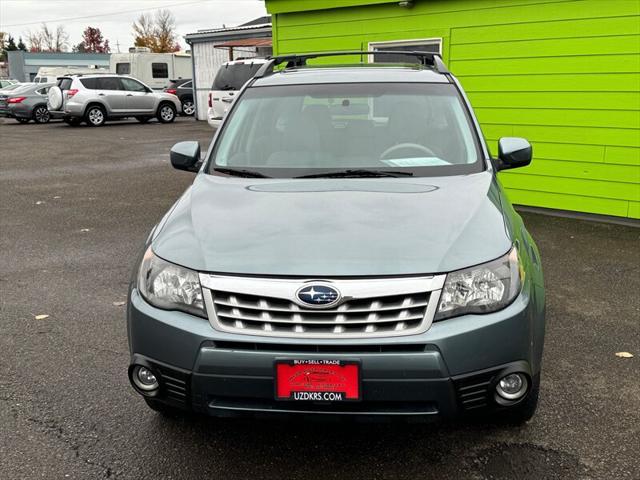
213, 167, 271, 178
296, 169, 414, 179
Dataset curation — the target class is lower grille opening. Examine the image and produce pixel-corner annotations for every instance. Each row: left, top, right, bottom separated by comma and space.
154, 364, 191, 407
212, 341, 427, 354
453, 370, 499, 411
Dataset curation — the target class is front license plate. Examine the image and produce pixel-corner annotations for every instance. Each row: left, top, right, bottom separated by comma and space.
275, 359, 361, 402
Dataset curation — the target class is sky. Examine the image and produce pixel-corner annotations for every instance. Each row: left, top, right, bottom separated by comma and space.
0, 0, 268, 51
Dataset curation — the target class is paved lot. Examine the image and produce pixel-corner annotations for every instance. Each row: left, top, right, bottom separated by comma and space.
1, 117, 639, 480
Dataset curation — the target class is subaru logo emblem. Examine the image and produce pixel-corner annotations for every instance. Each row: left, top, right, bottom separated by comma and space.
296, 284, 341, 308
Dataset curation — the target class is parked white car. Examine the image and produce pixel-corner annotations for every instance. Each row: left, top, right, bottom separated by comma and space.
207, 58, 268, 128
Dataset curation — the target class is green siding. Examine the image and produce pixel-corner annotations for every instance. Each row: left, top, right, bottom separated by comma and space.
266, 0, 640, 219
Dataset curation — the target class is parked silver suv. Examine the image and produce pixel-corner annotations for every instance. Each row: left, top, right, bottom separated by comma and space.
48, 74, 182, 127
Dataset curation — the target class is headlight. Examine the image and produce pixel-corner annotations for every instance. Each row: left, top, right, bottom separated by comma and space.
137, 247, 206, 318
435, 247, 522, 321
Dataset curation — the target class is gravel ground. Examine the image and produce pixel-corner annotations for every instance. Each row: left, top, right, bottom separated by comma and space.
0, 116, 638, 479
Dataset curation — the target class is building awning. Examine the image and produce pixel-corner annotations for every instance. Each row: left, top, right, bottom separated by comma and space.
214, 38, 272, 48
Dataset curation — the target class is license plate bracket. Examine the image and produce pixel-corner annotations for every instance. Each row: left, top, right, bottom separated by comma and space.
274, 359, 361, 402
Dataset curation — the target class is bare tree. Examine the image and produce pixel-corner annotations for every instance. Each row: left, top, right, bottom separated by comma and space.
132, 10, 180, 53
26, 24, 68, 52
25, 29, 44, 52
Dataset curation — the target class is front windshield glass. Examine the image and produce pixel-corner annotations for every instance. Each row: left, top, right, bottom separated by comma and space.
208, 83, 483, 178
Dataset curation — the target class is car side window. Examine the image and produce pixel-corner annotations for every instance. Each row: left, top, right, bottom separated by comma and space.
121, 78, 147, 92
97, 77, 122, 91
36, 87, 50, 95
181, 81, 192, 89
152, 63, 168, 79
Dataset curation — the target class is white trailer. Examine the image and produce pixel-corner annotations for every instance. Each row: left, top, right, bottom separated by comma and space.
109, 48, 192, 90
35, 65, 108, 84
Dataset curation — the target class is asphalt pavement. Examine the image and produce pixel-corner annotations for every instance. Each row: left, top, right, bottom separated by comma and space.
0, 117, 638, 480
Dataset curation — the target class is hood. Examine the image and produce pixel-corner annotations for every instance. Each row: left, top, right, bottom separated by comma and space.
152, 172, 512, 276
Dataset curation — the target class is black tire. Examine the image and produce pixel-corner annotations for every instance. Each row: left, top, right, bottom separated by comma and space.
144, 398, 184, 417
156, 103, 176, 123
181, 97, 195, 116
135, 116, 151, 123
85, 105, 106, 127
496, 373, 541, 425
16, 118, 30, 124
32, 105, 51, 124
63, 117, 82, 127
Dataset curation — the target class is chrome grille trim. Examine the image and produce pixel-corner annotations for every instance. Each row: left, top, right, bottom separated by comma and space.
200, 274, 445, 339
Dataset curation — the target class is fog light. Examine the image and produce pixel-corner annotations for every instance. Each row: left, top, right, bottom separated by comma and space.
132, 365, 160, 392
496, 373, 528, 400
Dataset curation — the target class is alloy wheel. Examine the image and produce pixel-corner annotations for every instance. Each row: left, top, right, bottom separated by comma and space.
88, 108, 104, 126
34, 106, 50, 124
182, 100, 195, 116
160, 105, 175, 122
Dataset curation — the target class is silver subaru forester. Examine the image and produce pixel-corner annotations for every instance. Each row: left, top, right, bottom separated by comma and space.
127, 51, 545, 424
48, 74, 181, 127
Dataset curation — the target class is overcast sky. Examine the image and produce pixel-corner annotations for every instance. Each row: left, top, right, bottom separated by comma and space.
1, 0, 268, 51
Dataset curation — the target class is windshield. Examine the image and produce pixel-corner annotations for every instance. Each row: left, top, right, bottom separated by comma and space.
208, 83, 483, 178
212, 62, 264, 91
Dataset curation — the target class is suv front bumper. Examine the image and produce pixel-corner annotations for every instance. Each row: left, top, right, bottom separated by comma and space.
127, 285, 544, 419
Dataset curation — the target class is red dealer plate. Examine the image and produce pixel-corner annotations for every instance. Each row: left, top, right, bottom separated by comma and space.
275, 359, 361, 402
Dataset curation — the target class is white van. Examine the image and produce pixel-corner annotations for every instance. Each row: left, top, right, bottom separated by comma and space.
110, 49, 192, 90
34, 66, 108, 84
207, 58, 268, 128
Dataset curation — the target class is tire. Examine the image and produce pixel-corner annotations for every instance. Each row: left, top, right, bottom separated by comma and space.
144, 398, 184, 417
16, 118, 30, 124
181, 97, 195, 116
496, 373, 541, 425
156, 103, 176, 123
63, 117, 82, 127
135, 116, 151, 123
32, 105, 51, 124
48, 86, 63, 110
85, 105, 106, 127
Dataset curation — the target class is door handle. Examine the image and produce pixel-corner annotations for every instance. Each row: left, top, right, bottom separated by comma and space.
98, 93, 105, 96
126, 94, 133, 96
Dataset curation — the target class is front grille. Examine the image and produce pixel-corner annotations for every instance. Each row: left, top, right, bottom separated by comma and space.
210, 290, 430, 337
200, 274, 445, 339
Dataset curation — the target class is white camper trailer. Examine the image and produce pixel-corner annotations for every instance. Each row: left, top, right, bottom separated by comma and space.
34, 66, 109, 84
109, 48, 192, 90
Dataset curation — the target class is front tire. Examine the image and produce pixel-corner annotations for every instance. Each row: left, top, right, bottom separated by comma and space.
33, 106, 51, 124
181, 98, 195, 116
85, 105, 106, 127
157, 103, 176, 123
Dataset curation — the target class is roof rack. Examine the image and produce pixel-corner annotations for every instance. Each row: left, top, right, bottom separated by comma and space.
254, 50, 449, 78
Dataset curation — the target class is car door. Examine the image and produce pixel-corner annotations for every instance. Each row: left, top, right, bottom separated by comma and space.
95, 77, 126, 114
120, 77, 156, 114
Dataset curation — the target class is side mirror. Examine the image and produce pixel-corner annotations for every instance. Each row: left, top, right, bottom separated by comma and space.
497, 137, 532, 171
170, 141, 201, 172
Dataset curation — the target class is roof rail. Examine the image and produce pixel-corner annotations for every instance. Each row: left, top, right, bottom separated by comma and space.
254, 50, 449, 78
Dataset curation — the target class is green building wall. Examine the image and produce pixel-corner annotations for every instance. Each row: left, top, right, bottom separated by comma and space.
266, 0, 640, 219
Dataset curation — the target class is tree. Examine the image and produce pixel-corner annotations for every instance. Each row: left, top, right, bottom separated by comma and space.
74, 26, 110, 53
17, 37, 27, 51
0, 32, 19, 62
26, 24, 69, 52
132, 10, 180, 53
